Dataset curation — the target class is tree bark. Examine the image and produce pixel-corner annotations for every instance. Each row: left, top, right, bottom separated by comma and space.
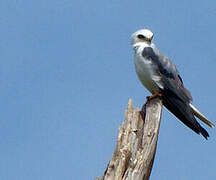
96, 98, 163, 180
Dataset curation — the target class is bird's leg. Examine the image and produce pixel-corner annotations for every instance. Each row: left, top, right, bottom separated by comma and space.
146, 92, 163, 102
140, 92, 162, 121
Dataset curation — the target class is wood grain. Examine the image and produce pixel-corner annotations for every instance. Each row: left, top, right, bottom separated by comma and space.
97, 98, 163, 180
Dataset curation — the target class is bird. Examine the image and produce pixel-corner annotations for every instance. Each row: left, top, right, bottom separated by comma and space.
131, 29, 214, 139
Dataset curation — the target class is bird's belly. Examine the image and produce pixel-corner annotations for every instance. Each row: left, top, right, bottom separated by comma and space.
134, 55, 160, 94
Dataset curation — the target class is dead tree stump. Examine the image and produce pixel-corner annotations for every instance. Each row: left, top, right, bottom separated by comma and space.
96, 98, 163, 180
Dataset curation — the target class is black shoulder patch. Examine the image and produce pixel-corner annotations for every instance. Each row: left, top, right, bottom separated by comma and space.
142, 47, 175, 79
142, 47, 157, 59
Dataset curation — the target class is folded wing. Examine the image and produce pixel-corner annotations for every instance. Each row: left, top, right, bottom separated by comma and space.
142, 46, 212, 139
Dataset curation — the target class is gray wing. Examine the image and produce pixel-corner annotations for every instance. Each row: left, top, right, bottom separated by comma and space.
142, 47, 209, 139
142, 46, 192, 102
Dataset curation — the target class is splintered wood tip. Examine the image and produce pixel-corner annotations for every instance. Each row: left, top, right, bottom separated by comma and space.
127, 98, 134, 110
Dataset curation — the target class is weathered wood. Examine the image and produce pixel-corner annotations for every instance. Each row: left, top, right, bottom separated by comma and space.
97, 98, 163, 180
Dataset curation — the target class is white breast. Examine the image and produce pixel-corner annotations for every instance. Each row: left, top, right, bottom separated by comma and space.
134, 44, 161, 94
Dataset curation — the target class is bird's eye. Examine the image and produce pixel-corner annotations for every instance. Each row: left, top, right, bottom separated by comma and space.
137, 34, 146, 39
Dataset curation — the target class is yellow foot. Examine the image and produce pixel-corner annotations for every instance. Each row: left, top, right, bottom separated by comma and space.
140, 92, 163, 121
146, 92, 163, 102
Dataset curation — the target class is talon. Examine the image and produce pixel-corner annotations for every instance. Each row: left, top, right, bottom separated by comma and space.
147, 92, 162, 101
141, 92, 162, 121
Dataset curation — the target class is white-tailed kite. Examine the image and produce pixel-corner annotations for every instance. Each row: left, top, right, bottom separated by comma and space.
131, 29, 214, 139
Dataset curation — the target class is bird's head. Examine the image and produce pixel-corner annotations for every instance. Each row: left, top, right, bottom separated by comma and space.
131, 29, 154, 49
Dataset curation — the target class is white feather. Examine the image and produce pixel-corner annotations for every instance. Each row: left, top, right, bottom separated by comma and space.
133, 42, 162, 94
189, 103, 215, 128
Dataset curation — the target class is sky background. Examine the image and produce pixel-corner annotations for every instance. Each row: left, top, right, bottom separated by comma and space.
0, 0, 216, 180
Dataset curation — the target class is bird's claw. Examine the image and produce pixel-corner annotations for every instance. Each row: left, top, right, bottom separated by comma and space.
146, 92, 163, 102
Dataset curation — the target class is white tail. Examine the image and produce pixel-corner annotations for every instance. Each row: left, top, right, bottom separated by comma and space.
189, 103, 215, 128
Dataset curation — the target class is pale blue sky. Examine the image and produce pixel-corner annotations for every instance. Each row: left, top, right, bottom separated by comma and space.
0, 0, 216, 180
